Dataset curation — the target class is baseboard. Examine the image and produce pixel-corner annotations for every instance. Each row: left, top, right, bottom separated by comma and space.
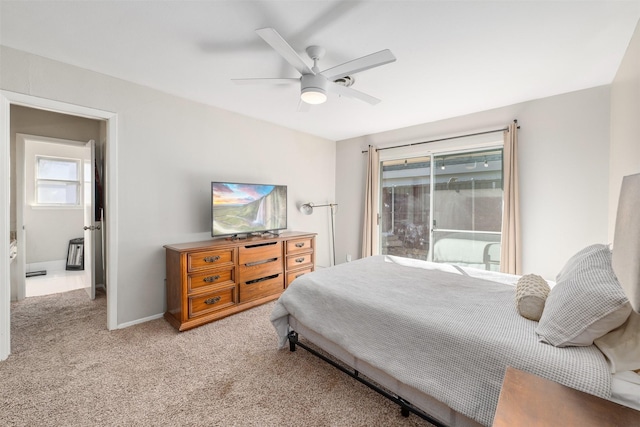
116, 312, 164, 329
27, 259, 66, 273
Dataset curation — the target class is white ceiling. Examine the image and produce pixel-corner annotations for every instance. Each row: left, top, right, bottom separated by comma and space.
1, 1, 639, 141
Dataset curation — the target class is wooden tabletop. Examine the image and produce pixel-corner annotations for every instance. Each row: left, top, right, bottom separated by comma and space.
493, 366, 640, 427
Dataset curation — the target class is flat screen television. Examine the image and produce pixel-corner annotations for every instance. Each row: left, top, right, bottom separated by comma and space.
211, 182, 287, 237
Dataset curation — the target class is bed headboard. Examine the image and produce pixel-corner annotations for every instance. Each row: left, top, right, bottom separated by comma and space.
611, 172, 640, 313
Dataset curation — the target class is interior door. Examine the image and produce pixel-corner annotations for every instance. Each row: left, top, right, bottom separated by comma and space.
83, 140, 96, 299
15, 135, 27, 301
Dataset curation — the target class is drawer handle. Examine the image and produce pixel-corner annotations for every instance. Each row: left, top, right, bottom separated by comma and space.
204, 296, 221, 305
295, 242, 305, 248
203, 255, 221, 263
295, 257, 305, 263
203, 275, 220, 283
246, 257, 278, 267
246, 274, 279, 285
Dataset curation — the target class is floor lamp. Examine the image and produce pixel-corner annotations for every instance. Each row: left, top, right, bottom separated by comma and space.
300, 202, 338, 266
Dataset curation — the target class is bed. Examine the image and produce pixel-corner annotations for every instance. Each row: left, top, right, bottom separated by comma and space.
270, 173, 640, 427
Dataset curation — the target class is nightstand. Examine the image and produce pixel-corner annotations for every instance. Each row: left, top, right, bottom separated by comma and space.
493, 366, 639, 427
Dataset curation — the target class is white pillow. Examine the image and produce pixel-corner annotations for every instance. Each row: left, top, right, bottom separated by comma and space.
536, 244, 631, 347
594, 311, 640, 373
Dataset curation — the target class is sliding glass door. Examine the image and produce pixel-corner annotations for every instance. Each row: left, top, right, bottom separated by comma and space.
380, 156, 431, 259
380, 149, 503, 271
431, 149, 503, 270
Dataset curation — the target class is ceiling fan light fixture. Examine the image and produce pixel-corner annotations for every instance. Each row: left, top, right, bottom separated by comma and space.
301, 88, 327, 104
301, 74, 328, 105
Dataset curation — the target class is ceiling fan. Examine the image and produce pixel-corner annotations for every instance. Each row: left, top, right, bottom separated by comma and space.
232, 28, 396, 109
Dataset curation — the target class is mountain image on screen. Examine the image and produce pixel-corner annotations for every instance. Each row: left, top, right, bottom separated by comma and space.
212, 183, 287, 236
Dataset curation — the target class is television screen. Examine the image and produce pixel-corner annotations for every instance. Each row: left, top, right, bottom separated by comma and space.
211, 182, 287, 237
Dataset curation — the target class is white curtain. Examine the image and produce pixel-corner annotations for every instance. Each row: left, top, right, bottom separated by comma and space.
500, 122, 521, 274
361, 146, 380, 258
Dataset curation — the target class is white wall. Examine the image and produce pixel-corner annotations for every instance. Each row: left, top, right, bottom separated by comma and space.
609, 19, 640, 240
336, 86, 611, 280
1, 46, 336, 326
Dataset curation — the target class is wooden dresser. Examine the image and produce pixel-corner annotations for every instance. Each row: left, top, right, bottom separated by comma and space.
164, 231, 316, 331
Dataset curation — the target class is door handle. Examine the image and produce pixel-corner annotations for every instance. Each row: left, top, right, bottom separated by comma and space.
83, 225, 102, 231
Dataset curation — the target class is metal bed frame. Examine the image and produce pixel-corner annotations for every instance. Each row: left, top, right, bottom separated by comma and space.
288, 330, 448, 427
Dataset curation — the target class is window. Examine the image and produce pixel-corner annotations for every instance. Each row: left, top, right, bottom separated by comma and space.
380, 147, 503, 271
35, 156, 82, 206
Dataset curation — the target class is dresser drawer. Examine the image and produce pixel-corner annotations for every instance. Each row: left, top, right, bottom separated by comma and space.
187, 248, 234, 272
286, 253, 313, 270
287, 237, 313, 255
187, 268, 235, 293
239, 273, 284, 303
188, 285, 237, 319
239, 241, 282, 265
238, 257, 283, 283
286, 267, 313, 287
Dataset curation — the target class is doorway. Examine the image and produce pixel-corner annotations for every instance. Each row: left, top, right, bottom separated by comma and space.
15, 131, 100, 300
0, 91, 119, 361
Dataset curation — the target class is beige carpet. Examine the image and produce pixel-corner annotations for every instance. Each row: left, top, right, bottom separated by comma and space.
1, 289, 434, 426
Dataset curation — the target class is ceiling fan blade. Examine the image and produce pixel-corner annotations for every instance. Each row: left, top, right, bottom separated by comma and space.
329, 82, 381, 105
322, 49, 396, 81
297, 99, 311, 112
232, 78, 299, 85
255, 28, 314, 76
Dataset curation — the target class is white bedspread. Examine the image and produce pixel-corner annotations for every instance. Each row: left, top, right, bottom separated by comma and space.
270, 255, 611, 426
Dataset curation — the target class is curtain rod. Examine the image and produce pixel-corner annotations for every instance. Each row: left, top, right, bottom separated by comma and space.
361, 120, 519, 153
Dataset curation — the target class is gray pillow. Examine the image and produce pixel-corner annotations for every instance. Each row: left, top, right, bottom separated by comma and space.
555, 243, 603, 283
536, 244, 631, 347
